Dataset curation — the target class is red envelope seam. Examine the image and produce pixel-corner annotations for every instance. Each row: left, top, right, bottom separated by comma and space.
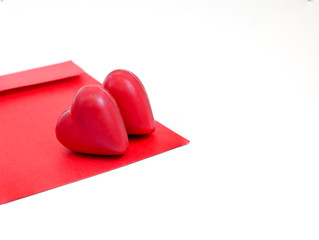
0, 61, 83, 92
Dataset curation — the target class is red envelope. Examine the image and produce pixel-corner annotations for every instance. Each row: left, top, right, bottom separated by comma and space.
0, 61, 189, 205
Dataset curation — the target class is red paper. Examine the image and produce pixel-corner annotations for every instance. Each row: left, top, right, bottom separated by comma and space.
0, 61, 189, 204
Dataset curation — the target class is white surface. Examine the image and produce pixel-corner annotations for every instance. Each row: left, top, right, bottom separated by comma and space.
1, 0, 319, 239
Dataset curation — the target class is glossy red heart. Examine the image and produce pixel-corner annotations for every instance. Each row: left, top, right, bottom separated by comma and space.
56, 85, 129, 155
103, 70, 155, 135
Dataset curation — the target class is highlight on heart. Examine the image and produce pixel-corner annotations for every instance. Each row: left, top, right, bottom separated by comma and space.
56, 70, 155, 155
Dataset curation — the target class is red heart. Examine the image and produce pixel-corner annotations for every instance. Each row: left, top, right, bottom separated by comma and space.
56, 85, 129, 155
103, 70, 155, 135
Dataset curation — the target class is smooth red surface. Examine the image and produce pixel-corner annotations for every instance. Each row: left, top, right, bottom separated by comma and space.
56, 86, 129, 155
0, 61, 189, 205
103, 70, 155, 135
0, 61, 83, 92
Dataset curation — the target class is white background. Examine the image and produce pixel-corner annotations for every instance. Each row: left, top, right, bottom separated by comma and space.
1, 0, 319, 239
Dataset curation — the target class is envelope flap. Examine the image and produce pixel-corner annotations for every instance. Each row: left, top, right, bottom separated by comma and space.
0, 61, 84, 92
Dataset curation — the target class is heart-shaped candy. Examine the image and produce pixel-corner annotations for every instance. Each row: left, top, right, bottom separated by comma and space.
103, 70, 155, 135
56, 85, 129, 155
